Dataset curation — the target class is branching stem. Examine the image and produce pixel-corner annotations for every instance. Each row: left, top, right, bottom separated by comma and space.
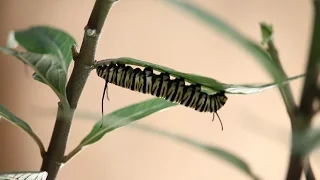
285, 0, 320, 179
261, 1, 320, 179
40, 1, 118, 179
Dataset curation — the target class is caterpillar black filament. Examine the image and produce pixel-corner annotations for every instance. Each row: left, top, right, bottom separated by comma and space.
96, 62, 228, 130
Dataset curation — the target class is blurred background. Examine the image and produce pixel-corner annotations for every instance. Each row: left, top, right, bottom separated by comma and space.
0, 0, 315, 179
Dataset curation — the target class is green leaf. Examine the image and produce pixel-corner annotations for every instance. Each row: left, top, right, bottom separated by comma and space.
260, 22, 273, 45
79, 98, 177, 147
96, 57, 305, 95
13, 26, 76, 70
163, 0, 283, 83
0, 105, 45, 157
0, 171, 47, 180
220, 73, 305, 94
130, 124, 260, 180
0, 47, 69, 108
64, 98, 176, 162
3, 26, 76, 107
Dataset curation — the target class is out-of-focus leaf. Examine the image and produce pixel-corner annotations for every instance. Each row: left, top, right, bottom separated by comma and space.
0, 105, 45, 156
0, 171, 47, 180
0, 47, 69, 108
163, 0, 283, 83
130, 123, 260, 180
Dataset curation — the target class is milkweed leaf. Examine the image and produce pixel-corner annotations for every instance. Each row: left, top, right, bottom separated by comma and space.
80, 98, 176, 146
64, 98, 176, 162
0, 171, 47, 180
0, 105, 45, 157
96, 57, 304, 95
13, 26, 76, 71
0, 47, 69, 108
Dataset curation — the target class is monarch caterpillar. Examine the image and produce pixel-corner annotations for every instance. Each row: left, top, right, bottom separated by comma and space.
96, 62, 228, 130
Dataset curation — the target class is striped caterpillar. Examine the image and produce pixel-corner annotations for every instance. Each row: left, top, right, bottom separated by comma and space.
96, 62, 227, 130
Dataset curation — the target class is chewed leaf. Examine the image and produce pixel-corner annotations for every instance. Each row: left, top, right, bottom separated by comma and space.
79, 98, 177, 147
131, 124, 260, 180
0, 171, 48, 180
0, 105, 45, 157
0, 47, 69, 108
95, 57, 305, 95
13, 26, 76, 70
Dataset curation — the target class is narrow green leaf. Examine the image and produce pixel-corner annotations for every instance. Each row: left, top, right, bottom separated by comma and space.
220, 73, 305, 94
64, 98, 176, 163
0, 171, 47, 180
0, 47, 69, 108
97, 57, 304, 95
0, 105, 46, 156
130, 124, 260, 180
79, 98, 177, 147
164, 0, 282, 83
13, 26, 76, 70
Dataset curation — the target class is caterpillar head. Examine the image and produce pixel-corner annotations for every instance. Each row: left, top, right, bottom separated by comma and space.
217, 91, 228, 105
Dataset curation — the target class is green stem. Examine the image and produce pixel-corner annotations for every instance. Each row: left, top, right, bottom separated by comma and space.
267, 40, 302, 180
40, 1, 118, 179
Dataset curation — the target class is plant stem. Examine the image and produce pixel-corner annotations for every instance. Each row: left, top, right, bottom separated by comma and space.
261, 1, 320, 178
40, 1, 118, 179
298, 0, 320, 125
304, 157, 316, 180
40, 104, 74, 180
285, 0, 320, 179
67, 0, 118, 108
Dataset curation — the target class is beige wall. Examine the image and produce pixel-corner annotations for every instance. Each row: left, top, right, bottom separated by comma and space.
0, 0, 316, 179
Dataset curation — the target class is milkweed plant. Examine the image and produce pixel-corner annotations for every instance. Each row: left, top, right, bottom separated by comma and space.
0, 0, 319, 180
